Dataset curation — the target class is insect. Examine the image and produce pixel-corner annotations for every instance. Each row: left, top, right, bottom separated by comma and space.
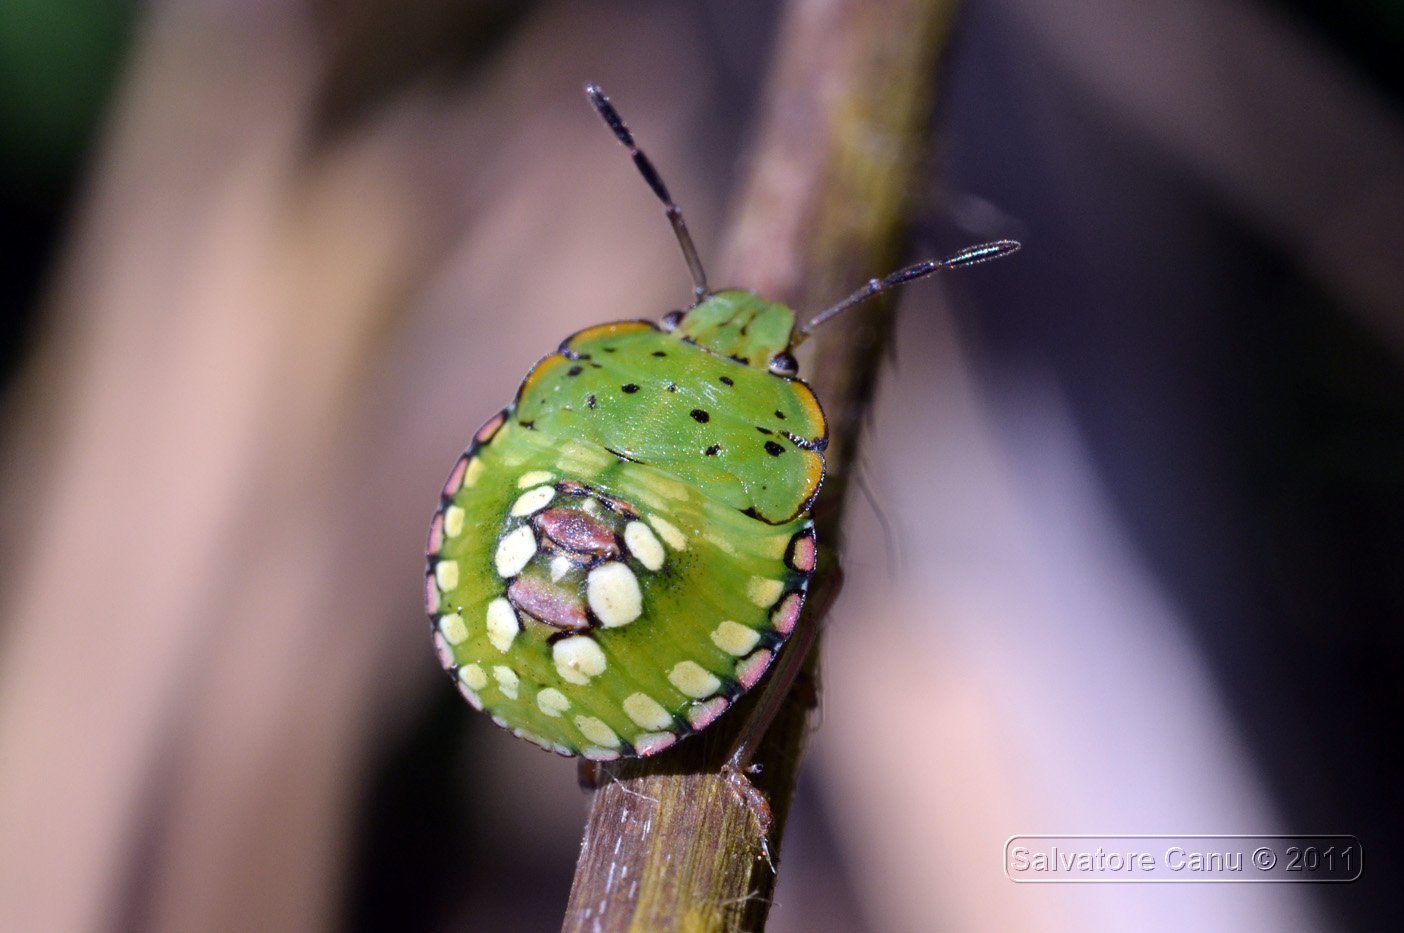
426, 84, 1017, 762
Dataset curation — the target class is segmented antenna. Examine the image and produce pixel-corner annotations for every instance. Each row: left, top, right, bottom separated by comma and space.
796, 239, 1021, 340
585, 83, 709, 303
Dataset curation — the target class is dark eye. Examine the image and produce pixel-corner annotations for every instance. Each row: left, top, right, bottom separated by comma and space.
659, 310, 685, 331
768, 351, 798, 377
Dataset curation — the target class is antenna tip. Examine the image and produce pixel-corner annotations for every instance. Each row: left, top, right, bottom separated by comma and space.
945, 239, 1021, 268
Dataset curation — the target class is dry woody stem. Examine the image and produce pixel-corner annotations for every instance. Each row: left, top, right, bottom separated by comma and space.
563, 1, 963, 929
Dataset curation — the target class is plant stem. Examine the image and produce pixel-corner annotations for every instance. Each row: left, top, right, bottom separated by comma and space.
563, 1, 961, 929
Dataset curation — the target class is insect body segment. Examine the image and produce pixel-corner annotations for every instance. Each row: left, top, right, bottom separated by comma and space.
428, 404, 814, 758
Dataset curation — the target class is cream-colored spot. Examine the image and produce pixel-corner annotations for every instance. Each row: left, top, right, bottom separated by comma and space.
550, 554, 572, 582
438, 613, 468, 645
747, 576, 784, 608
459, 663, 488, 691
623, 521, 665, 571
514, 729, 553, 751
711, 620, 760, 657
647, 515, 687, 550
463, 458, 485, 487
485, 597, 520, 653
537, 688, 571, 717
622, 692, 672, 730
492, 665, 519, 700
574, 715, 620, 748
494, 525, 537, 578
556, 440, 611, 477
434, 560, 459, 591
587, 562, 642, 628
758, 534, 790, 560
644, 474, 690, 502
582, 498, 602, 515
553, 636, 608, 685
517, 470, 554, 488
704, 530, 739, 556
509, 485, 555, 517
669, 661, 721, 699
443, 506, 465, 538
582, 746, 620, 761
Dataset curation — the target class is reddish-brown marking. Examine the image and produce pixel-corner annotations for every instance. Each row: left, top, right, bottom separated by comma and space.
788, 532, 817, 573
508, 576, 589, 631
770, 592, 803, 635
536, 508, 619, 558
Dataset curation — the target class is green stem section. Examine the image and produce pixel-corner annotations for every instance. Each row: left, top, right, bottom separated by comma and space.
563, 1, 961, 930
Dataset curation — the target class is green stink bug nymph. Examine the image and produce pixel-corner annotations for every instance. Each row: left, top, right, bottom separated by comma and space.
425, 84, 1017, 761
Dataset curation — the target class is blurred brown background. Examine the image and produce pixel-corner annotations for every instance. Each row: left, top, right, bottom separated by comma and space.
1, 1, 1401, 931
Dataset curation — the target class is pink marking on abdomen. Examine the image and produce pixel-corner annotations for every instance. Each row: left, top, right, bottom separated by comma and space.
735, 648, 775, 689
442, 456, 469, 497
426, 512, 445, 555
634, 732, 679, 756
789, 532, 817, 573
424, 571, 440, 614
686, 696, 730, 730
770, 592, 803, 635
433, 632, 456, 669
475, 411, 506, 444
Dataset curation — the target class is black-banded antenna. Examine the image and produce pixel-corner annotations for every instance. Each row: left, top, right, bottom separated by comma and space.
585, 83, 709, 302
796, 239, 1021, 342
